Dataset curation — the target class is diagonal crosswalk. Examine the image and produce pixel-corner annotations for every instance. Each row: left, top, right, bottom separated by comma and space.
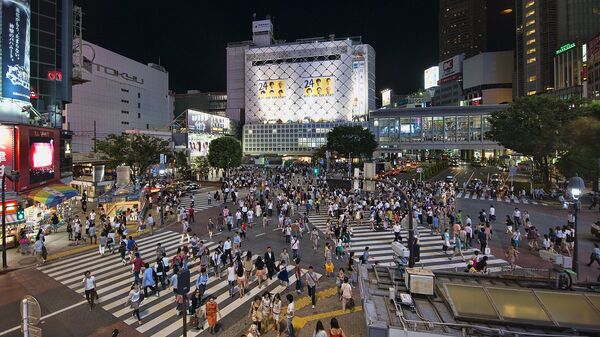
307, 212, 509, 271
38, 230, 318, 336
454, 191, 547, 206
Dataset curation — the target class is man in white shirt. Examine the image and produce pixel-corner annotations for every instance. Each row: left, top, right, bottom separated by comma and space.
82, 271, 97, 310
489, 205, 496, 221
513, 208, 522, 228
393, 223, 402, 242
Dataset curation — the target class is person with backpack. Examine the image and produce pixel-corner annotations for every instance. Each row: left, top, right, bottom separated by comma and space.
142, 262, 159, 297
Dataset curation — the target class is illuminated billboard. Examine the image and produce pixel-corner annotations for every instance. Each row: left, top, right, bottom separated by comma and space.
258, 80, 286, 98
381, 89, 391, 107
424, 66, 439, 89
438, 54, 464, 80
303, 77, 335, 97
1, 0, 30, 103
0, 126, 15, 191
187, 110, 231, 133
352, 60, 366, 116
188, 133, 219, 157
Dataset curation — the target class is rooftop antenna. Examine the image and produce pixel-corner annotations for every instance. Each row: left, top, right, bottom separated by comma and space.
252, 12, 256, 20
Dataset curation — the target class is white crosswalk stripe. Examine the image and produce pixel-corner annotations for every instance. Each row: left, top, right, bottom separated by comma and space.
307, 213, 509, 271
178, 188, 219, 213
38, 230, 318, 336
452, 191, 546, 206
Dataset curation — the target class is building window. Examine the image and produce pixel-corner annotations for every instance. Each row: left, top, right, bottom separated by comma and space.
526, 38, 536, 45
121, 99, 129, 104
121, 88, 129, 93
138, 113, 141, 118
138, 93, 141, 99
527, 48, 536, 54
525, 1, 535, 8
121, 110, 129, 114
525, 10, 535, 17
527, 57, 537, 64
526, 29, 535, 36
121, 121, 129, 125
527, 90, 537, 96
137, 103, 141, 109
528, 75, 537, 82
526, 19, 535, 27
146, 124, 149, 129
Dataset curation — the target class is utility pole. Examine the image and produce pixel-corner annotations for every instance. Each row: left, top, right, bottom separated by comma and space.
93, 120, 97, 152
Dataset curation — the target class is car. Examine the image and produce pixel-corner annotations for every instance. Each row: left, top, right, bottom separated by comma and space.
468, 178, 482, 190
185, 182, 200, 191
449, 160, 460, 167
445, 175, 456, 185
471, 160, 486, 167
491, 174, 500, 182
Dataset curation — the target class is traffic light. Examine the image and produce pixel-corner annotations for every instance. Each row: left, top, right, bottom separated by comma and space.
313, 167, 319, 176
16, 205, 24, 221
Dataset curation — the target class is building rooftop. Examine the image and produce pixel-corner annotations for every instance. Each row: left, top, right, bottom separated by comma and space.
370, 104, 508, 118
359, 264, 600, 337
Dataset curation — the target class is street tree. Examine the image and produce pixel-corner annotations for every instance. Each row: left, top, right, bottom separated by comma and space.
190, 156, 211, 181
326, 125, 377, 160
207, 136, 242, 177
96, 133, 171, 180
173, 150, 190, 180
489, 96, 585, 187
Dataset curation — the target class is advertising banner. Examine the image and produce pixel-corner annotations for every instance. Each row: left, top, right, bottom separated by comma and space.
352, 60, 366, 115
424, 66, 439, 89
0, 126, 15, 191
188, 133, 219, 157
302, 77, 335, 97
187, 110, 230, 134
381, 89, 391, 107
16, 125, 60, 192
438, 54, 464, 80
1, 0, 30, 103
258, 80, 286, 99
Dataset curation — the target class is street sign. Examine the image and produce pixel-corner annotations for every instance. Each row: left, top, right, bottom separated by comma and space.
416, 167, 423, 173
20, 296, 41, 326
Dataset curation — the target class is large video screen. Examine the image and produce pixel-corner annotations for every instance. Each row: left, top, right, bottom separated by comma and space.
303, 77, 335, 97
258, 80, 286, 99
29, 136, 54, 183
1, 0, 31, 103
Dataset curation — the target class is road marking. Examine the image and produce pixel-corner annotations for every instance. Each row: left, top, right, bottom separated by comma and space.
0, 300, 87, 336
255, 233, 265, 237
293, 306, 363, 329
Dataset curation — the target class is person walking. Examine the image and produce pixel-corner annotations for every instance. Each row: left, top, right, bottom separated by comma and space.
236, 263, 246, 298
329, 317, 347, 337
82, 271, 98, 310
142, 262, 159, 297
313, 320, 327, 337
587, 243, 600, 267
442, 228, 450, 257
205, 295, 220, 334
249, 296, 264, 333
291, 235, 300, 260
311, 227, 319, 251
125, 282, 143, 325
340, 276, 353, 312
505, 245, 519, 270
181, 219, 191, 243
265, 247, 277, 280
285, 294, 295, 337
255, 256, 267, 289
305, 266, 319, 309
189, 289, 205, 331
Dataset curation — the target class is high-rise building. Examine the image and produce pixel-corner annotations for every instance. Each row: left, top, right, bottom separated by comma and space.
439, 0, 486, 61
517, 0, 600, 97
174, 91, 227, 118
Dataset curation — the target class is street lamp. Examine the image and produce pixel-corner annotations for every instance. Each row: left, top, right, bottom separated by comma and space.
567, 175, 585, 277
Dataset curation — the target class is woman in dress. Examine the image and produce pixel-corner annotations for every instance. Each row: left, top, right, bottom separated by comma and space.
125, 282, 143, 325
277, 259, 289, 288
255, 256, 266, 289
248, 296, 264, 333
279, 248, 290, 266
205, 296, 219, 334
261, 292, 272, 333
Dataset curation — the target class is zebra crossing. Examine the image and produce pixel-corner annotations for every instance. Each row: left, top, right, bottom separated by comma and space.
38, 230, 315, 337
454, 191, 547, 206
308, 213, 509, 271
179, 188, 218, 212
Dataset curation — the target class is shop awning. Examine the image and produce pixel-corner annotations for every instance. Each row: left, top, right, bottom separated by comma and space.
24, 183, 78, 207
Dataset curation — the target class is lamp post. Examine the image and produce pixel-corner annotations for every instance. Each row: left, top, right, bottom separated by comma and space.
567, 175, 585, 277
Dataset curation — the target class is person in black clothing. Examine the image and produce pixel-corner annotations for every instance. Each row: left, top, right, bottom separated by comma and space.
189, 289, 205, 330
476, 255, 488, 272
264, 246, 277, 280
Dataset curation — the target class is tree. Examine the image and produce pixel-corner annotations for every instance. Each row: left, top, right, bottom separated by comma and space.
311, 145, 328, 164
190, 156, 211, 181
556, 103, 600, 188
326, 125, 377, 160
96, 134, 171, 180
173, 150, 190, 179
488, 96, 585, 187
207, 136, 242, 176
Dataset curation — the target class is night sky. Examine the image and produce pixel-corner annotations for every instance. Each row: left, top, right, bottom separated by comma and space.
78, 1, 439, 96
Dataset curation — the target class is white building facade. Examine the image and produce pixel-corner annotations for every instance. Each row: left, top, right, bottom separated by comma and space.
227, 19, 376, 157
65, 40, 171, 152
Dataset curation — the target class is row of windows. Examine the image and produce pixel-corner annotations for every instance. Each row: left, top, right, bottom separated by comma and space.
374, 116, 492, 143
120, 88, 142, 99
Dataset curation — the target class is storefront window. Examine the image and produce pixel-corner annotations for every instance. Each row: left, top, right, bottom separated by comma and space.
444, 116, 456, 142
433, 117, 444, 141
457, 116, 469, 141
470, 115, 482, 141
482, 115, 492, 140
422, 117, 433, 142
